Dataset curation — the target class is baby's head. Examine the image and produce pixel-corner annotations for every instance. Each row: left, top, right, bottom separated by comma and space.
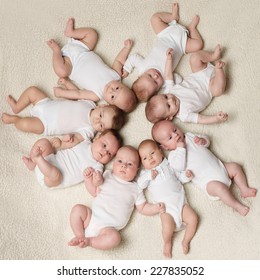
104, 80, 137, 113
90, 104, 126, 132
112, 145, 140, 182
132, 68, 164, 102
152, 120, 184, 151
91, 129, 123, 164
145, 93, 180, 123
138, 139, 164, 170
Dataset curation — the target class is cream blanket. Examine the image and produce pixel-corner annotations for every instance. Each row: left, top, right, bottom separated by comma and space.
1, 0, 259, 260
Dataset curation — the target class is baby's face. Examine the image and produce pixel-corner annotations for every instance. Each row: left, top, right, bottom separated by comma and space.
139, 142, 164, 170
91, 132, 120, 164
90, 105, 116, 132
153, 94, 180, 121
113, 146, 140, 182
104, 80, 135, 112
152, 121, 184, 151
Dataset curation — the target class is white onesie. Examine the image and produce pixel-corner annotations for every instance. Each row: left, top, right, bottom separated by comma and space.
168, 132, 231, 200
164, 63, 215, 123
85, 170, 146, 237
35, 137, 103, 188
62, 38, 121, 100
123, 20, 188, 84
30, 97, 95, 138
137, 158, 188, 230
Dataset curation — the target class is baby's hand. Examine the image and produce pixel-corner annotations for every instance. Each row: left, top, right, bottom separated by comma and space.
166, 48, 174, 59
157, 202, 166, 214
83, 167, 94, 179
122, 69, 129, 78
50, 137, 62, 149
216, 111, 228, 122
124, 39, 133, 50
151, 169, 158, 180
62, 134, 74, 143
58, 78, 67, 85
185, 169, 194, 179
92, 170, 103, 185
53, 86, 64, 97
194, 136, 207, 146
177, 140, 186, 148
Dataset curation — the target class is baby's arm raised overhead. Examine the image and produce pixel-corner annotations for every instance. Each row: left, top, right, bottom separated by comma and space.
112, 39, 133, 77
83, 167, 104, 197
50, 133, 84, 150
54, 87, 100, 102
136, 201, 165, 216
164, 48, 174, 81
197, 111, 228, 124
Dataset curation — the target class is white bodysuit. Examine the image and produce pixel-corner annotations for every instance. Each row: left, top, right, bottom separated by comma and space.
30, 97, 95, 138
137, 158, 190, 230
168, 133, 231, 200
35, 137, 103, 188
62, 39, 121, 100
123, 20, 188, 84
164, 63, 215, 123
85, 170, 146, 237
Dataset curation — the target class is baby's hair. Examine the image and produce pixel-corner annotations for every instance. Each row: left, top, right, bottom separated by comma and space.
132, 79, 150, 102
98, 129, 123, 147
109, 105, 126, 130
138, 139, 158, 152
145, 96, 162, 123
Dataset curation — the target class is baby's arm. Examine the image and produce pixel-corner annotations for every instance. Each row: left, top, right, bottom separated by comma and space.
136, 202, 165, 216
54, 87, 100, 102
197, 111, 228, 124
50, 133, 84, 150
112, 39, 133, 77
123, 53, 144, 76
164, 48, 174, 81
58, 78, 79, 90
83, 167, 104, 197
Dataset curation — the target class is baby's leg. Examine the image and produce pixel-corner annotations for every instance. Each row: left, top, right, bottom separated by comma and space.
185, 15, 204, 53
68, 204, 92, 247
30, 139, 62, 187
64, 18, 98, 50
160, 212, 175, 258
1, 114, 44, 134
6, 86, 47, 114
224, 162, 257, 198
207, 181, 249, 216
86, 227, 121, 250
150, 3, 179, 34
189, 44, 222, 73
47, 39, 72, 78
181, 205, 199, 254
209, 61, 226, 97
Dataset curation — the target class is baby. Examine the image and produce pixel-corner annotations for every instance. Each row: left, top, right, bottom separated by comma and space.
145, 46, 228, 124
2, 86, 125, 137
68, 145, 165, 250
23, 129, 122, 188
152, 120, 257, 216
123, 2, 203, 101
137, 139, 198, 258
47, 18, 137, 112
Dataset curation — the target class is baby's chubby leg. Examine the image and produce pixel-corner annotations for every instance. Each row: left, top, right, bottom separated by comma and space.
160, 212, 175, 258
64, 18, 98, 51
68, 204, 92, 247
185, 15, 204, 53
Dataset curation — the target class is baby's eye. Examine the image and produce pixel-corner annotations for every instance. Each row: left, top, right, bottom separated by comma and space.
143, 157, 147, 161
111, 95, 115, 100
99, 113, 102, 118
103, 143, 107, 148
151, 151, 154, 155
116, 87, 119, 91
128, 163, 133, 167
118, 159, 122, 163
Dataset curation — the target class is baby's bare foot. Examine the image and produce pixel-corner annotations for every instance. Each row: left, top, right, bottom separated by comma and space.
1, 113, 17, 124
241, 188, 257, 198
163, 242, 172, 258
58, 78, 67, 85
78, 237, 90, 248
31, 146, 43, 163
188, 15, 200, 30
64, 18, 75, 37
171, 3, 180, 22
182, 241, 190, 255
22, 156, 35, 171
6, 95, 19, 113
236, 204, 250, 216
47, 39, 61, 52
53, 87, 65, 97
68, 236, 83, 246
212, 44, 222, 61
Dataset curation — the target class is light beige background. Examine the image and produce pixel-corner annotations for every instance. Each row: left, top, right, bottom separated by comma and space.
0, 0, 259, 260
